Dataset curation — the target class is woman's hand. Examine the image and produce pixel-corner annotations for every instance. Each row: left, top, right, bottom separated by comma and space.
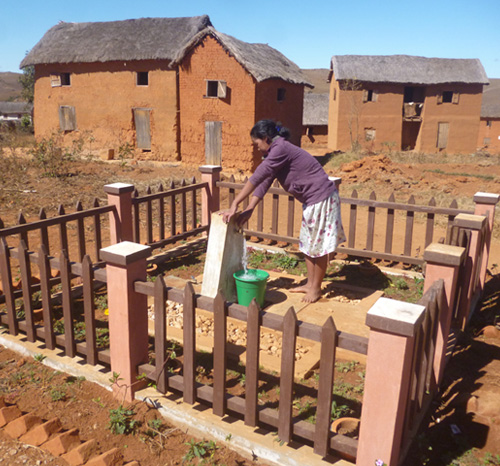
221, 206, 237, 224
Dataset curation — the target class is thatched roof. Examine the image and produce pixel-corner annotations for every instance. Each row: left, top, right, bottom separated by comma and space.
482, 78, 500, 118
330, 55, 489, 85
20, 16, 213, 67
173, 27, 311, 86
0, 101, 33, 114
303, 93, 329, 125
20, 17, 311, 86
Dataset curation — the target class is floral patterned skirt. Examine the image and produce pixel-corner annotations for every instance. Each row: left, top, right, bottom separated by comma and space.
299, 191, 346, 258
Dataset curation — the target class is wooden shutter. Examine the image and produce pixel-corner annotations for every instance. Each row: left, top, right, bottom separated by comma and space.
373, 90, 378, 102
437, 122, 449, 149
362, 89, 369, 102
58, 106, 76, 131
452, 92, 460, 104
51, 75, 62, 87
437, 93, 443, 105
205, 121, 222, 165
217, 81, 227, 98
133, 108, 151, 150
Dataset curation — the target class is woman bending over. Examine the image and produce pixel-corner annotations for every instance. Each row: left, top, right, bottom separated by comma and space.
222, 119, 345, 303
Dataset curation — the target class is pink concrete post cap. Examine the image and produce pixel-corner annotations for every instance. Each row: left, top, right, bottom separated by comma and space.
366, 297, 425, 337
199, 165, 222, 174
454, 213, 488, 230
104, 183, 135, 195
473, 192, 500, 205
100, 241, 151, 266
423, 243, 465, 267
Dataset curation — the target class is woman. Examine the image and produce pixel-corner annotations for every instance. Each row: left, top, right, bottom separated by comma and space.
222, 120, 345, 303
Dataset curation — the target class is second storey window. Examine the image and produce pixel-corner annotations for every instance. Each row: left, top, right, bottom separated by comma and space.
363, 89, 378, 102
205, 80, 227, 98
438, 91, 459, 104
51, 72, 71, 87
137, 72, 149, 86
277, 88, 286, 102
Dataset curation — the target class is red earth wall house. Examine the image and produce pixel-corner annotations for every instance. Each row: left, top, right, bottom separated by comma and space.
21, 16, 311, 172
477, 78, 500, 154
327, 55, 489, 155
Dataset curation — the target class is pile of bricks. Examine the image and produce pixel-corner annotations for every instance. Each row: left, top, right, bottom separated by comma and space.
0, 396, 139, 466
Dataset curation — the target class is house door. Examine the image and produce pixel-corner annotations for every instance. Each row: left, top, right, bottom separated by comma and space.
205, 121, 222, 165
133, 108, 151, 150
437, 122, 449, 150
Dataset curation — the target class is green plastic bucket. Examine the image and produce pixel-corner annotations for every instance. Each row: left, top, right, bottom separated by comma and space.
233, 269, 270, 307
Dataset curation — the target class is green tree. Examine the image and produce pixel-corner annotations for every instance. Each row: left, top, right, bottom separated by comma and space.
19, 64, 35, 104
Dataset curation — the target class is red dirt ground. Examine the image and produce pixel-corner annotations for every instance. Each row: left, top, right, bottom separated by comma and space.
1, 147, 500, 464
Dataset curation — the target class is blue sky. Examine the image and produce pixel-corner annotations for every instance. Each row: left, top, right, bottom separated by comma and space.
1, 0, 499, 77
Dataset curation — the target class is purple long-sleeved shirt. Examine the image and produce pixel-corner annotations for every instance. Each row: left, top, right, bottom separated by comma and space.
249, 137, 336, 206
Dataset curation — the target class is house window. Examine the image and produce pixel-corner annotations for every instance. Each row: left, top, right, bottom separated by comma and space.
486, 120, 492, 127
51, 73, 71, 87
333, 88, 337, 101
438, 91, 459, 104
58, 106, 76, 131
483, 137, 491, 145
137, 72, 149, 86
365, 128, 376, 141
277, 88, 286, 102
205, 80, 227, 98
442, 91, 453, 103
363, 89, 378, 102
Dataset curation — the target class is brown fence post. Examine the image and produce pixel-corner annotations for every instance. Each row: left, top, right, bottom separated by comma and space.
423, 243, 465, 385
356, 297, 425, 466
199, 165, 222, 227
100, 241, 151, 402
104, 183, 135, 244
473, 192, 500, 290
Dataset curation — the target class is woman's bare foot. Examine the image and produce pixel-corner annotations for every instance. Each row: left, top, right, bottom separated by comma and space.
302, 289, 322, 303
289, 284, 309, 293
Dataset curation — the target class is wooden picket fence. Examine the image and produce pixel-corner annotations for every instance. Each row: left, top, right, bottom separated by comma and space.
218, 175, 474, 265
0, 177, 207, 366
135, 276, 366, 459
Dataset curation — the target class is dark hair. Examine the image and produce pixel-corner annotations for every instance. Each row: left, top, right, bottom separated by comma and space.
250, 119, 290, 141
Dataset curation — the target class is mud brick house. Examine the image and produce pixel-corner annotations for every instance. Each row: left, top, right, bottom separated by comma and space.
327, 55, 489, 154
20, 16, 311, 171
301, 93, 329, 150
0, 102, 33, 125
477, 78, 500, 154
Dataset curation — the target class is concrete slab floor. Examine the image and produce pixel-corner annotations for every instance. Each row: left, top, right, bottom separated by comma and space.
0, 330, 354, 466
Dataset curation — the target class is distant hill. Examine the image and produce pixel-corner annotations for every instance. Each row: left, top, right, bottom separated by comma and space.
0, 72, 22, 101
301, 68, 330, 94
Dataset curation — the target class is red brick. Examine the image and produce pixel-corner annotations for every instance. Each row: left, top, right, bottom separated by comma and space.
20, 417, 62, 446
4, 413, 42, 438
41, 428, 80, 456
0, 406, 22, 427
85, 447, 123, 466
61, 439, 98, 466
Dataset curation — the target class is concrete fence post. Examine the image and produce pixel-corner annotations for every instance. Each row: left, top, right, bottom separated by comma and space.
423, 243, 465, 385
453, 213, 488, 328
100, 241, 151, 402
199, 165, 222, 228
104, 183, 135, 244
356, 297, 425, 466
473, 192, 500, 290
